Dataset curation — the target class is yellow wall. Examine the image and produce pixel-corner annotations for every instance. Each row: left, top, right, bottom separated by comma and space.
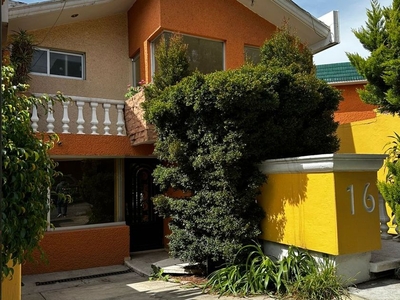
259, 171, 381, 255
337, 113, 400, 233
1, 263, 21, 300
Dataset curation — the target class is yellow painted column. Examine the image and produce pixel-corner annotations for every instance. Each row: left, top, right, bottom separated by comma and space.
1, 263, 21, 300
258, 153, 386, 256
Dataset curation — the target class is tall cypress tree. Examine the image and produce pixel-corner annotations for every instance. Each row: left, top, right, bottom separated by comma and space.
347, 0, 400, 114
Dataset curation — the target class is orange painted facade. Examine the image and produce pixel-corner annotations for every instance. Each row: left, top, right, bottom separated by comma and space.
333, 83, 377, 124
23, 225, 130, 275
128, 0, 276, 83
48, 134, 154, 158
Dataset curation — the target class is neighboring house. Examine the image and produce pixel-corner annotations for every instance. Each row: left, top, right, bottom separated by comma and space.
4, 0, 339, 275
317, 62, 397, 233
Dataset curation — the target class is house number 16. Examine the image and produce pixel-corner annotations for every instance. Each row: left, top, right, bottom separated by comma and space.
346, 183, 375, 215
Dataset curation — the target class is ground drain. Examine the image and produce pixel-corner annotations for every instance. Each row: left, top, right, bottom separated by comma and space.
35, 268, 134, 286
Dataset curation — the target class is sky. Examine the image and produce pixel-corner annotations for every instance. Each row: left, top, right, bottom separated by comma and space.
295, 0, 393, 65
20, 0, 393, 65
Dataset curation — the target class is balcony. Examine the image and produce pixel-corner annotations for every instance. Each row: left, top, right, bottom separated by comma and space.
32, 94, 126, 136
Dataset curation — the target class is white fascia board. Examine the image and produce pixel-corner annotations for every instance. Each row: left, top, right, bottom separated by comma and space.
274, 0, 331, 38
9, 0, 113, 18
241, 0, 340, 54
310, 10, 340, 53
328, 80, 367, 86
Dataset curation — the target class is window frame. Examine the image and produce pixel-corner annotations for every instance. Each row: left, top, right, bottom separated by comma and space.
150, 31, 225, 78
132, 54, 141, 87
30, 47, 85, 80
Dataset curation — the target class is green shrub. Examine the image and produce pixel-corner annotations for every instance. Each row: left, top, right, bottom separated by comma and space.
204, 243, 350, 300
290, 259, 350, 300
1, 66, 60, 278
378, 132, 400, 223
10, 29, 35, 85
143, 27, 342, 268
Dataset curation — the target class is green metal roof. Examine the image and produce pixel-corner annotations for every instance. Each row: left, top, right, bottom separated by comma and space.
316, 62, 365, 83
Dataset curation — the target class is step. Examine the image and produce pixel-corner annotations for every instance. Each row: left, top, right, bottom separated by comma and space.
370, 258, 400, 273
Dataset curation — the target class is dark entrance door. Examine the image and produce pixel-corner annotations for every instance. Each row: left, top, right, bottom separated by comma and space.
125, 159, 163, 252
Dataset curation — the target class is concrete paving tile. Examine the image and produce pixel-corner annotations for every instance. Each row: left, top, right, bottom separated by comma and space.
349, 278, 400, 300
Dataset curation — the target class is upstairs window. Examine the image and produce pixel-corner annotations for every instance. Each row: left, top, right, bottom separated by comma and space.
151, 32, 224, 77
132, 54, 141, 87
244, 45, 261, 65
31, 48, 85, 79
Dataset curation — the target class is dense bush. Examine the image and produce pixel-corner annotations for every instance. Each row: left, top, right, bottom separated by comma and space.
143, 27, 341, 267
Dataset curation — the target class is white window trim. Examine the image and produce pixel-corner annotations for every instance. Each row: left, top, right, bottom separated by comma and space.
31, 47, 85, 80
150, 31, 225, 79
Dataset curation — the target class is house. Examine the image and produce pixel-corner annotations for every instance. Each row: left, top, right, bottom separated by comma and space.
4, 0, 339, 275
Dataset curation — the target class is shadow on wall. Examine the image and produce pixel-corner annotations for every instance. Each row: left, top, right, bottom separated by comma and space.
336, 122, 356, 154
258, 173, 308, 243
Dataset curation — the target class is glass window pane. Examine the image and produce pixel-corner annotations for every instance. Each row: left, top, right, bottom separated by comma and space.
244, 46, 261, 65
66, 54, 82, 78
183, 35, 224, 74
50, 159, 115, 228
152, 32, 224, 76
50, 52, 67, 76
31, 49, 47, 74
133, 55, 140, 86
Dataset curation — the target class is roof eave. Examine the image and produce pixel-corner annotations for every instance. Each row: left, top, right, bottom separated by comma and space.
9, 0, 117, 18
328, 80, 367, 86
237, 0, 340, 54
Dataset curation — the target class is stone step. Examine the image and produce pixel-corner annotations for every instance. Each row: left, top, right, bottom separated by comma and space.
370, 258, 400, 273
152, 258, 202, 275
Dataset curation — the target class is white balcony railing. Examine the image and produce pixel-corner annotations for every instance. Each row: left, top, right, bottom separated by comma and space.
31, 95, 126, 136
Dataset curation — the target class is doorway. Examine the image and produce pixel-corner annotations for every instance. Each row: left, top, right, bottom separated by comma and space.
125, 159, 163, 252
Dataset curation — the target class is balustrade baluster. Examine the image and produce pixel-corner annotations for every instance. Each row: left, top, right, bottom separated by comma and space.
116, 104, 125, 136
379, 193, 391, 239
62, 100, 71, 134
76, 101, 85, 134
103, 103, 111, 135
31, 105, 39, 133
46, 101, 55, 133
90, 102, 99, 135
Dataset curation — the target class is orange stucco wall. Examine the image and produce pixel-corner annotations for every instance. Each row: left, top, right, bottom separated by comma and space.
336, 84, 375, 113
128, 0, 276, 83
333, 83, 377, 124
48, 134, 154, 158
23, 225, 130, 275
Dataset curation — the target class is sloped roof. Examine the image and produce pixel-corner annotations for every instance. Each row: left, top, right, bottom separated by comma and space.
8, 0, 339, 54
316, 62, 366, 84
